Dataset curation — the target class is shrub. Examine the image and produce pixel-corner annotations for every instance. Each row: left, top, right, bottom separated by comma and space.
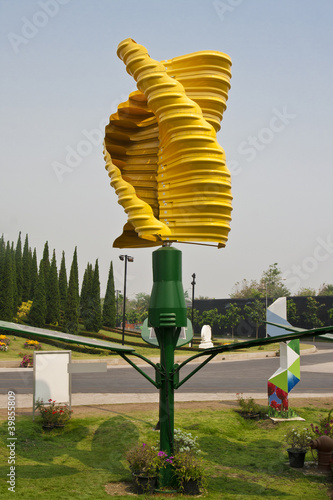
35, 399, 73, 427
174, 428, 201, 454
310, 409, 333, 439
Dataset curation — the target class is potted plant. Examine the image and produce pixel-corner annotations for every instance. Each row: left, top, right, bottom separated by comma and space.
172, 451, 206, 495
285, 427, 312, 468
35, 399, 72, 429
126, 443, 168, 494
236, 393, 261, 420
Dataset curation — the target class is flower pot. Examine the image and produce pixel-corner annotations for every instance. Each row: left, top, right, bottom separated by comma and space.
244, 413, 260, 421
132, 474, 157, 494
287, 448, 306, 468
182, 479, 201, 495
42, 424, 54, 431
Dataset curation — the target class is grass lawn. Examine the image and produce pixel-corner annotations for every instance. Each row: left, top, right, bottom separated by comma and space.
0, 403, 332, 499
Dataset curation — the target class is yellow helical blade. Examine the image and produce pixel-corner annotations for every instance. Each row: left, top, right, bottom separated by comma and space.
105, 39, 233, 248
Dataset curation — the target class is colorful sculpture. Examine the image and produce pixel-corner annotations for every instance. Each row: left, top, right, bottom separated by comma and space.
104, 38, 233, 248
267, 298, 300, 411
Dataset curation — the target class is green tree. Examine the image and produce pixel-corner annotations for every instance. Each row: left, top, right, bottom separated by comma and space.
127, 308, 138, 325
260, 263, 290, 301
223, 303, 243, 339
22, 234, 31, 302
42, 241, 50, 286
72, 247, 79, 299
30, 248, 38, 300
244, 300, 266, 339
64, 248, 79, 334
230, 279, 262, 299
103, 261, 116, 327
90, 259, 102, 332
200, 308, 221, 330
28, 261, 46, 327
328, 307, 333, 322
302, 297, 324, 329
11, 242, 18, 312
186, 308, 201, 333
0, 235, 5, 276
15, 232, 23, 306
318, 283, 333, 296
0, 242, 15, 321
295, 287, 316, 296
46, 250, 60, 325
59, 251, 67, 320
81, 260, 102, 332
80, 262, 93, 329
134, 292, 150, 316
287, 299, 299, 324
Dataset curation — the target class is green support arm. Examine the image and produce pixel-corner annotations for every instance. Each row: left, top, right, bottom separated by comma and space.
173, 324, 333, 389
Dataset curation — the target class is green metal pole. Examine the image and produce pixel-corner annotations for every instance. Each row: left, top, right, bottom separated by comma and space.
148, 244, 187, 489
156, 325, 177, 487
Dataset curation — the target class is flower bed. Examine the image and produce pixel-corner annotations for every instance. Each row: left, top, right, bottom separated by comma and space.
0, 342, 8, 351
36, 399, 73, 428
24, 340, 42, 350
20, 354, 33, 367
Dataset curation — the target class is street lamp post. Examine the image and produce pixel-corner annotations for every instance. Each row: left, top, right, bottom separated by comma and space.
119, 255, 134, 345
115, 289, 121, 327
191, 273, 196, 331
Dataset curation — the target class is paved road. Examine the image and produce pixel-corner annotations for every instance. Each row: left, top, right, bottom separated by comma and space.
1, 346, 332, 396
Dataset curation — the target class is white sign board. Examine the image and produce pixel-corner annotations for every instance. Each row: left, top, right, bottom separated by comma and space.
33, 351, 71, 410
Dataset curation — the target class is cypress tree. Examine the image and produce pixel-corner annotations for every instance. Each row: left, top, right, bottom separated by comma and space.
0, 235, 5, 280
22, 234, 31, 301
80, 262, 93, 329
46, 250, 60, 325
0, 242, 14, 321
89, 259, 102, 332
59, 251, 67, 320
72, 247, 79, 299
11, 242, 18, 313
42, 241, 50, 285
0, 236, 4, 317
30, 248, 38, 300
64, 248, 79, 334
103, 261, 116, 327
15, 232, 23, 306
28, 261, 46, 327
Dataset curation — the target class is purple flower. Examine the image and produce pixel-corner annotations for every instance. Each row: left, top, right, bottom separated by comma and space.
158, 451, 167, 457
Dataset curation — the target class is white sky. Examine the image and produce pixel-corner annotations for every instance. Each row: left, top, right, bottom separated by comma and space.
1, 0, 333, 300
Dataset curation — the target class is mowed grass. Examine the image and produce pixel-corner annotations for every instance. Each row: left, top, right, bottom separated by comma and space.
0, 405, 332, 499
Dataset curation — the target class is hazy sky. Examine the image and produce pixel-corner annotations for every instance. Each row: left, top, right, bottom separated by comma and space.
1, 0, 333, 300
